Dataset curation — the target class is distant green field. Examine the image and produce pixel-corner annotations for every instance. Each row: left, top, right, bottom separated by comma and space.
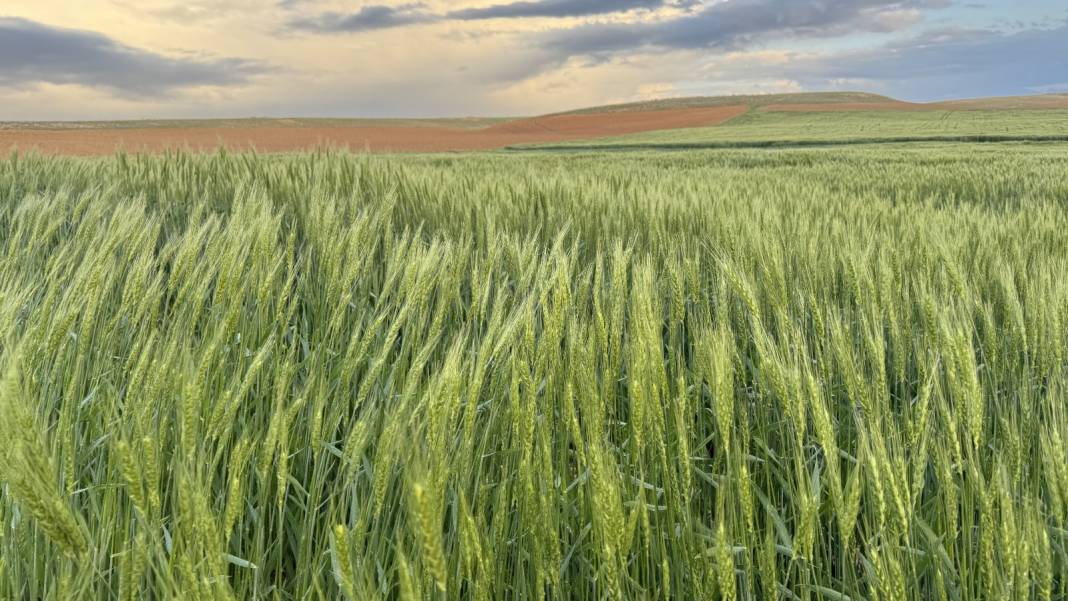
522, 109, 1068, 149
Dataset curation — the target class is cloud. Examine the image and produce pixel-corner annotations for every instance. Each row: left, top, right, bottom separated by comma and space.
791, 20, 1068, 99
114, 0, 283, 24
286, 0, 682, 34
677, 18, 1068, 101
540, 0, 953, 57
287, 3, 436, 33
448, 0, 670, 20
0, 17, 267, 96
5, 0, 1063, 120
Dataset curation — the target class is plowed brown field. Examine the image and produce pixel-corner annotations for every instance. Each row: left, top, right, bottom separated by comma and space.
0, 105, 748, 155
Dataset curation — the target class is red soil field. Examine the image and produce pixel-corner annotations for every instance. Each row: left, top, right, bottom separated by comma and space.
0, 105, 748, 155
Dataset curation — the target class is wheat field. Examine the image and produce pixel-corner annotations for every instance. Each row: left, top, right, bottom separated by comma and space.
1, 146, 1066, 599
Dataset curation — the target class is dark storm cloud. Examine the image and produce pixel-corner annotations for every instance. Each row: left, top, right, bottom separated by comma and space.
287, 3, 436, 33
0, 18, 266, 96
448, 0, 671, 20
540, 0, 953, 56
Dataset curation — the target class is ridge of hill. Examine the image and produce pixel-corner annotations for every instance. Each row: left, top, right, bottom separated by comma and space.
553, 92, 900, 115
554, 91, 1068, 116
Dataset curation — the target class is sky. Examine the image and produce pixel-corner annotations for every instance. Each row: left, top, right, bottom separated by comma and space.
1, 0, 1066, 120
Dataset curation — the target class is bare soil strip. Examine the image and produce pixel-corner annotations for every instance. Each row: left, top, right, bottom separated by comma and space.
0, 106, 748, 155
